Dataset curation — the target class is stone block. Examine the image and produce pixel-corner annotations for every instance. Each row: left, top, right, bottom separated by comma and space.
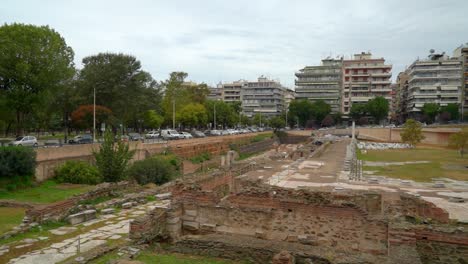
255, 231, 266, 239
286, 235, 298, 242
182, 215, 196, 221
167, 217, 180, 224
184, 209, 197, 217
201, 223, 216, 232
122, 202, 133, 209
101, 208, 116, 214
182, 221, 200, 231
155, 192, 172, 200
67, 212, 86, 225
67, 209, 96, 225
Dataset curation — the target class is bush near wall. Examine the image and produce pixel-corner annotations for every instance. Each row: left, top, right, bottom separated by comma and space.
54, 161, 102, 185
127, 154, 181, 185
0, 146, 36, 178
0, 146, 36, 190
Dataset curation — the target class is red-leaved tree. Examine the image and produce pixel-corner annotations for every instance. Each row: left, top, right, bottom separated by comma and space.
71, 105, 113, 130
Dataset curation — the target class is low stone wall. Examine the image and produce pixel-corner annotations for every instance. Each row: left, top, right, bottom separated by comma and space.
26, 181, 134, 223
35, 133, 269, 181
237, 138, 277, 155
277, 133, 310, 144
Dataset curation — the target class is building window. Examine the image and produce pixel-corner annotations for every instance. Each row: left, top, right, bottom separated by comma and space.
345, 77, 349, 81
345, 69, 349, 74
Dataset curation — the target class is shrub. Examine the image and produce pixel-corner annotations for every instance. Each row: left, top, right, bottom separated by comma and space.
0, 146, 36, 179
93, 130, 135, 182
127, 155, 180, 185
190, 152, 211, 164
400, 119, 425, 147
54, 161, 102, 184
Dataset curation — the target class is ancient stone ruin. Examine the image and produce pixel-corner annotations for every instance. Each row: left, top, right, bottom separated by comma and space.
130, 170, 468, 264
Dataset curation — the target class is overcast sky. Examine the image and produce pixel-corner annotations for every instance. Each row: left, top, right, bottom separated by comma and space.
2, 0, 468, 88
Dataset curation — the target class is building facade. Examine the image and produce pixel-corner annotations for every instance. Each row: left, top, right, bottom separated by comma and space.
395, 71, 410, 122
406, 51, 462, 118
220, 80, 246, 103
241, 76, 286, 118
453, 44, 468, 120
295, 58, 342, 112
342, 52, 392, 118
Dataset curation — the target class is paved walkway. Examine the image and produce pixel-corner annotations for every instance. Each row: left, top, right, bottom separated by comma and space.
4, 200, 168, 264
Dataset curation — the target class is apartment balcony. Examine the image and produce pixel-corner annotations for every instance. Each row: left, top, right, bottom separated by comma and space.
370, 80, 391, 85
345, 65, 392, 70
348, 81, 371, 85
408, 66, 461, 75
295, 71, 340, 77
370, 72, 392, 77
350, 97, 372, 102
349, 73, 370, 77
370, 88, 392, 92
409, 75, 461, 83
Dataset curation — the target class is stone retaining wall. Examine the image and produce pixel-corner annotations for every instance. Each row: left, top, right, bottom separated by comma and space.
26, 181, 134, 223
35, 133, 269, 181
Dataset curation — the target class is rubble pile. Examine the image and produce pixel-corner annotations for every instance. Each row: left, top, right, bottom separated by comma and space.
357, 142, 412, 150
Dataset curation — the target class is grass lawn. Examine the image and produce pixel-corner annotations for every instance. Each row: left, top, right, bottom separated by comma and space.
0, 207, 26, 234
90, 251, 247, 264
136, 252, 247, 264
358, 147, 468, 182
0, 180, 93, 204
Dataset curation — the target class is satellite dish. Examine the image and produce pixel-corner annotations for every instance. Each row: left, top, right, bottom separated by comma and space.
429, 49, 435, 54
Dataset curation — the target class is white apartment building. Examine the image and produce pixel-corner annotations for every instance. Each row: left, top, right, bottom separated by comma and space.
406, 51, 462, 117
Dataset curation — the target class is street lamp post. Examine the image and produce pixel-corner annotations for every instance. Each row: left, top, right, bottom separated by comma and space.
172, 98, 175, 130
213, 101, 217, 129
93, 87, 96, 142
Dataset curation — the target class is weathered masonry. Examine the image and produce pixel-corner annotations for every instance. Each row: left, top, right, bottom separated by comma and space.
130, 172, 468, 264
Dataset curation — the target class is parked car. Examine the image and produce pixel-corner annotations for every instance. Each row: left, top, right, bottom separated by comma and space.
180, 132, 193, 139
68, 134, 93, 144
145, 131, 159, 139
128, 133, 144, 141
160, 129, 181, 140
206, 130, 222, 136
10, 136, 38, 147
191, 130, 206, 138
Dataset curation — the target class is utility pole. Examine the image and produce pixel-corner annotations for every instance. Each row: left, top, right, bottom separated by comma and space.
214, 102, 217, 129
93, 87, 96, 142
172, 99, 175, 130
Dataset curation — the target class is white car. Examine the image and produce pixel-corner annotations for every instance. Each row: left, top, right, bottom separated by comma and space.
145, 131, 159, 139
180, 132, 193, 139
160, 129, 182, 140
10, 136, 38, 147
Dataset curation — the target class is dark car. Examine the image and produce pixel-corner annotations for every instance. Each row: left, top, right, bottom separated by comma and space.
69, 134, 93, 144
128, 133, 144, 141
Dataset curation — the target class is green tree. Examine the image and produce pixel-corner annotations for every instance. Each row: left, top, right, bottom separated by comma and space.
400, 119, 425, 147
421, 103, 440, 124
205, 100, 236, 128
349, 104, 368, 121
269, 116, 286, 130
440, 103, 459, 121
449, 130, 468, 157
178, 103, 208, 128
366, 96, 389, 124
310, 100, 331, 124
0, 23, 75, 135
288, 99, 313, 127
77, 53, 161, 130
93, 130, 135, 182
143, 110, 164, 129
